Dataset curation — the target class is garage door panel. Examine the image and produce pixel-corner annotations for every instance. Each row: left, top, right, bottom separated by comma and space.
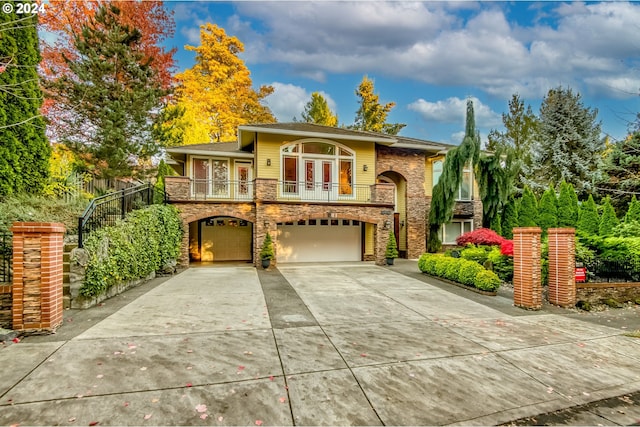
201, 219, 252, 261
277, 222, 361, 263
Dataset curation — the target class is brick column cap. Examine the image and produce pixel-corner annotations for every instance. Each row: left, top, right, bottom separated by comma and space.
11, 222, 66, 234
165, 175, 190, 182
547, 228, 576, 235
513, 227, 542, 234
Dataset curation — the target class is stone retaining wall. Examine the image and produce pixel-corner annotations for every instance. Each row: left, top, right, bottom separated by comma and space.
576, 283, 640, 305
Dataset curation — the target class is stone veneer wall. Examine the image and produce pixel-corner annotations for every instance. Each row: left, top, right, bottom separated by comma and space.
375, 146, 427, 259
576, 283, 640, 305
11, 222, 65, 332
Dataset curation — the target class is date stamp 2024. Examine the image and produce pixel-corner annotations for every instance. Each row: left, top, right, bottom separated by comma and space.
2, 2, 46, 15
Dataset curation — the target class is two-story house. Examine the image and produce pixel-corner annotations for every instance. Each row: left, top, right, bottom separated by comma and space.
164, 123, 482, 267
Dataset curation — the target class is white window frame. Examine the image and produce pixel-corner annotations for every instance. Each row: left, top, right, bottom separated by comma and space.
190, 156, 230, 197
441, 220, 473, 244
280, 138, 356, 198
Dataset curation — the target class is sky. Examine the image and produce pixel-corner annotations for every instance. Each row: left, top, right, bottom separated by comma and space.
164, 1, 640, 146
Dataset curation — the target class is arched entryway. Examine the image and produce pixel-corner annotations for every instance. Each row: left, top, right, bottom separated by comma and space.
377, 171, 408, 258
189, 216, 253, 262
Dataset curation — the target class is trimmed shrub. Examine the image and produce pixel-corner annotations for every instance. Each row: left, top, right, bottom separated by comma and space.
537, 186, 558, 235
487, 247, 513, 282
599, 197, 620, 237
456, 228, 505, 246
518, 187, 538, 227
557, 180, 578, 227
612, 220, 640, 238
474, 270, 501, 292
445, 260, 461, 282
81, 205, 183, 297
460, 245, 492, 264
418, 253, 501, 292
501, 195, 518, 239
578, 194, 600, 236
458, 260, 485, 286
625, 195, 640, 223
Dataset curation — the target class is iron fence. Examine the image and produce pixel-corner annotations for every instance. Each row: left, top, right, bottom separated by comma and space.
0, 232, 11, 284
583, 257, 640, 283
78, 183, 165, 248
190, 179, 254, 201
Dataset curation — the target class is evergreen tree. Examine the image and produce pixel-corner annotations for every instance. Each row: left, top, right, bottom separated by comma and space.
537, 186, 558, 235
625, 195, 640, 223
490, 212, 502, 236
599, 132, 640, 214
475, 145, 517, 228
0, 7, 50, 196
350, 75, 405, 135
599, 197, 619, 236
486, 94, 539, 193
518, 187, 538, 227
523, 86, 604, 196
427, 100, 480, 252
301, 92, 338, 127
47, 4, 168, 179
501, 195, 518, 239
557, 180, 579, 227
577, 194, 600, 236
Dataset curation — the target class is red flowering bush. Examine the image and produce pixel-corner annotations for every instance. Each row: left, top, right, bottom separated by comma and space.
500, 240, 514, 256
456, 228, 505, 247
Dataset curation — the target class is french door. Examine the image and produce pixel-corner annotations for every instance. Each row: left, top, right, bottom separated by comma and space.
302, 159, 336, 201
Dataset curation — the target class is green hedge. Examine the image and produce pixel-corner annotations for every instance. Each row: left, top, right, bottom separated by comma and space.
81, 205, 183, 297
418, 253, 501, 292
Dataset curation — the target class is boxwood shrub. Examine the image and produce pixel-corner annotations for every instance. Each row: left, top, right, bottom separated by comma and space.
81, 205, 183, 297
418, 253, 501, 292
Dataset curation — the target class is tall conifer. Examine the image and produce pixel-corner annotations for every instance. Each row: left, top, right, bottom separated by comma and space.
0, 7, 50, 195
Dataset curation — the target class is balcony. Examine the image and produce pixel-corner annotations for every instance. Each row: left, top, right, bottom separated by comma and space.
165, 177, 395, 206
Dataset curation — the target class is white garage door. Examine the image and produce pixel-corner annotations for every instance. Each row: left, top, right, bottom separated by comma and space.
277, 219, 361, 263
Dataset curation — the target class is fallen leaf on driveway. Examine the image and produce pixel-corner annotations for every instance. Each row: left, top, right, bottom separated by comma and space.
96, 375, 104, 379
186, 383, 193, 388
238, 365, 245, 371
143, 414, 152, 420
200, 414, 208, 420
195, 404, 207, 413
269, 376, 275, 381
68, 417, 76, 423
89, 422, 99, 426
255, 420, 263, 426
577, 342, 585, 347
279, 397, 286, 403
12, 338, 19, 343
217, 416, 224, 422
140, 367, 147, 371
360, 353, 367, 357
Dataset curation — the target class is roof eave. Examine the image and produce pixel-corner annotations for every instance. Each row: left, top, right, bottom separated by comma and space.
238, 125, 397, 148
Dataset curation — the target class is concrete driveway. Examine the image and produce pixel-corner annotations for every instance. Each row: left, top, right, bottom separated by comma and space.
1, 262, 639, 426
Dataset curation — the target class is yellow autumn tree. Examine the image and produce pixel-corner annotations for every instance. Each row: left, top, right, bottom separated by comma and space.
173, 24, 276, 144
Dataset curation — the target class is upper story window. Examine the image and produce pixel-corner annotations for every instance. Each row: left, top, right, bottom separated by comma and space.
281, 140, 355, 197
432, 159, 472, 201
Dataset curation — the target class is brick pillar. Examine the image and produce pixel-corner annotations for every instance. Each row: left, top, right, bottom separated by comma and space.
547, 228, 576, 307
11, 222, 65, 332
513, 227, 542, 310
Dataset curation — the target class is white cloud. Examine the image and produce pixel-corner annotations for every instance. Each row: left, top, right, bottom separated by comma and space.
408, 97, 502, 128
230, 1, 640, 100
263, 83, 337, 122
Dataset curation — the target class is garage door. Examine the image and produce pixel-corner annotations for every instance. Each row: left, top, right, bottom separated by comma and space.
200, 218, 252, 261
277, 219, 361, 263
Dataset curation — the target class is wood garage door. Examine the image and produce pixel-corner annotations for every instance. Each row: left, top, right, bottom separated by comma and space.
200, 218, 252, 261
277, 219, 361, 263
